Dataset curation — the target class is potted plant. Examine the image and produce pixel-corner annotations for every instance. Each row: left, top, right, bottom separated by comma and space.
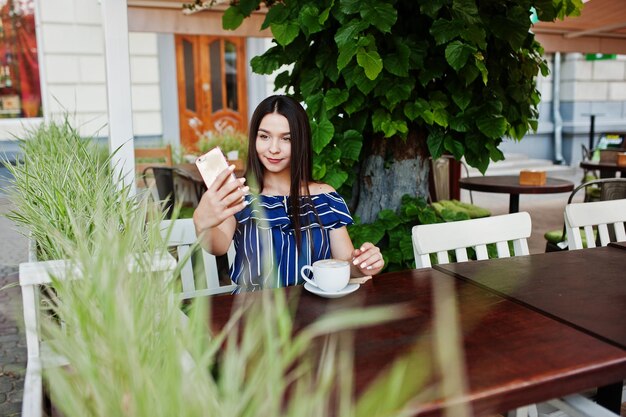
187, 117, 247, 171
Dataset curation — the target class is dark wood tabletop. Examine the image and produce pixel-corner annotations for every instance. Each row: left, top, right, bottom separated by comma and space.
207, 268, 626, 417
608, 241, 626, 250
434, 246, 626, 350
459, 175, 574, 213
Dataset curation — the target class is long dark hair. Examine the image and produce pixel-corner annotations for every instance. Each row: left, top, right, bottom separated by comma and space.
245, 95, 314, 252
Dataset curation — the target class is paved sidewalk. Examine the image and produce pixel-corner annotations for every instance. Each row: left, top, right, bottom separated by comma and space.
0, 197, 28, 417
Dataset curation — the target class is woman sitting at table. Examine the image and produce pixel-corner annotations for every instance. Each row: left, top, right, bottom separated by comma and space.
193, 95, 384, 291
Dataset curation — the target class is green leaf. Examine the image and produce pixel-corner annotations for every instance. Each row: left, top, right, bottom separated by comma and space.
476, 115, 506, 139
337, 46, 357, 72
445, 41, 474, 72
422, 110, 434, 125
299, 4, 322, 36
433, 108, 449, 127
237, 0, 260, 15
384, 80, 413, 107
324, 167, 349, 190
474, 54, 488, 84
381, 119, 408, 138
222, 7, 244, 30
305, 92, 324, 116
344, 92, 365, 115
342, 64, 378, 94
348, 223, 386, 248
449, 114, 471, 132
271, 22, 300, 46
311, 116, 335, 154
340, 130, 363, 161
444, 136, 464, 159
250, 49, 282, 74
404, 99, 429, 121
461, 25, 486, 48
300, 68, 323, 97
312, 160, 326, 180
324, 88, 349, 110
274, 70, 291, 90
356, 47, 383, 80
420, 0, 447, 18
377, 209, 402, 231
452, 0, 480, 24
427, 130, 446, 159
371, 109, 391, 134
485, 141, 505, 162
430, 19, 461, 45
319, 2, 334, 25
316, 46, 339, 82
339, 0, 361, 15
452, 90, 471, 111
334, 19, 367, 48
383, 40, 410, 77
261, 3, 288, 29
361, 2, 397, 33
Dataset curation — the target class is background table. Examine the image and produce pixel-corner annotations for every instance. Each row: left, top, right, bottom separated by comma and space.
459, 175, 574, 213
207, 268, 626, 417
580, 160, 626, 178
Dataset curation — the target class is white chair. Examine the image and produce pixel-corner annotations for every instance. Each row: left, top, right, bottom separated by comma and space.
19, 252, 175, 417
411, 212, 531, 268
160, 218, 237, 299
565, 198, 626, 250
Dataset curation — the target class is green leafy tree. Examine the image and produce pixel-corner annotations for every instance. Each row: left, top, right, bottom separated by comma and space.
216, 0, 582, 269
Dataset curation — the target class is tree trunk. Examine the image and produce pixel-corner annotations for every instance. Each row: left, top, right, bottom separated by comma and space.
355, 129, 430, 224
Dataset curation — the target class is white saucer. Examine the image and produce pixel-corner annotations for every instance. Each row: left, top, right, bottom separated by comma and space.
303, 282, 360, 299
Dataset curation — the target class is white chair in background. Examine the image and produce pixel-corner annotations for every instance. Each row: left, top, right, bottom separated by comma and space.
19, 252, 175, 417
565, 198, 626, 250
160, 218, 237, 299
411, 212, 531, 268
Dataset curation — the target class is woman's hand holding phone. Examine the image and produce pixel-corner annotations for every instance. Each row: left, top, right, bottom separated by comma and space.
194, 165, 249, 230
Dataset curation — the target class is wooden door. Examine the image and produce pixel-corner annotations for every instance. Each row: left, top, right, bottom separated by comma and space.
175, 35, 248, 151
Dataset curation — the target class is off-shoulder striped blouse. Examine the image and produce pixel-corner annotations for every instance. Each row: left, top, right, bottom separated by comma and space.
230, 192, 353, 292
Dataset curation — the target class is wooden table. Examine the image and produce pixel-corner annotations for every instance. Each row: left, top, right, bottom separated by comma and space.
435, 246, 626, 412
609, 241, 626, 251
459, 175, 574, 213
580, 160, 626, 178
208, 268, 626, 416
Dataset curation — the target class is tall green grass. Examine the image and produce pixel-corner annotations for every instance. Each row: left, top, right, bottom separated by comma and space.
3, 118, 137, 261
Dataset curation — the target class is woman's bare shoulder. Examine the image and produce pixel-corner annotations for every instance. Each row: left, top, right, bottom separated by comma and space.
308, 182, 336, 194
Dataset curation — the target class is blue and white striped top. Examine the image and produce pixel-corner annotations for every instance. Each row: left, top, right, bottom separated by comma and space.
230, 192, 353, 291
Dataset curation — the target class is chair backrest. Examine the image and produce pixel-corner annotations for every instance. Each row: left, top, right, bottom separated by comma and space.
19, 252, 175, 363
135, 145, 173, 188
564, 199, 626, 250
135, 144, 173, 171
411, 212, 532, 268
160, 218, 237, 299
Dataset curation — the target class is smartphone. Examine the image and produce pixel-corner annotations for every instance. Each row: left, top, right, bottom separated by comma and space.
195, 147, 237, 189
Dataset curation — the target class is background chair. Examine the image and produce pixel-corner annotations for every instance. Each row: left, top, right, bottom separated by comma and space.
160, 218, 236, 299
545, 178, 626, 251
144, 167, 201, 219
19, 253, 175, 417
411, 212, 531, 268
565, 198, 626, 250
134, 144, 173, 177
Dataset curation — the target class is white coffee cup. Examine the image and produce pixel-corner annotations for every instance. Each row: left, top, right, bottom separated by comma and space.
300, 259, 350, 293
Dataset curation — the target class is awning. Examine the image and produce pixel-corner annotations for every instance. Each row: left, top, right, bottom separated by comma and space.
127, 0, 271, 36
533, 0, 626, 54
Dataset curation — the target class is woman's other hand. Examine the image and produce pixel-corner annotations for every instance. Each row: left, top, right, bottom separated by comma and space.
351, 242, 384, 276
193, 165, 248, 231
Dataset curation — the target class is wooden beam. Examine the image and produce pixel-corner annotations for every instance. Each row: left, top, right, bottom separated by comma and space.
128, 7, 272, 37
